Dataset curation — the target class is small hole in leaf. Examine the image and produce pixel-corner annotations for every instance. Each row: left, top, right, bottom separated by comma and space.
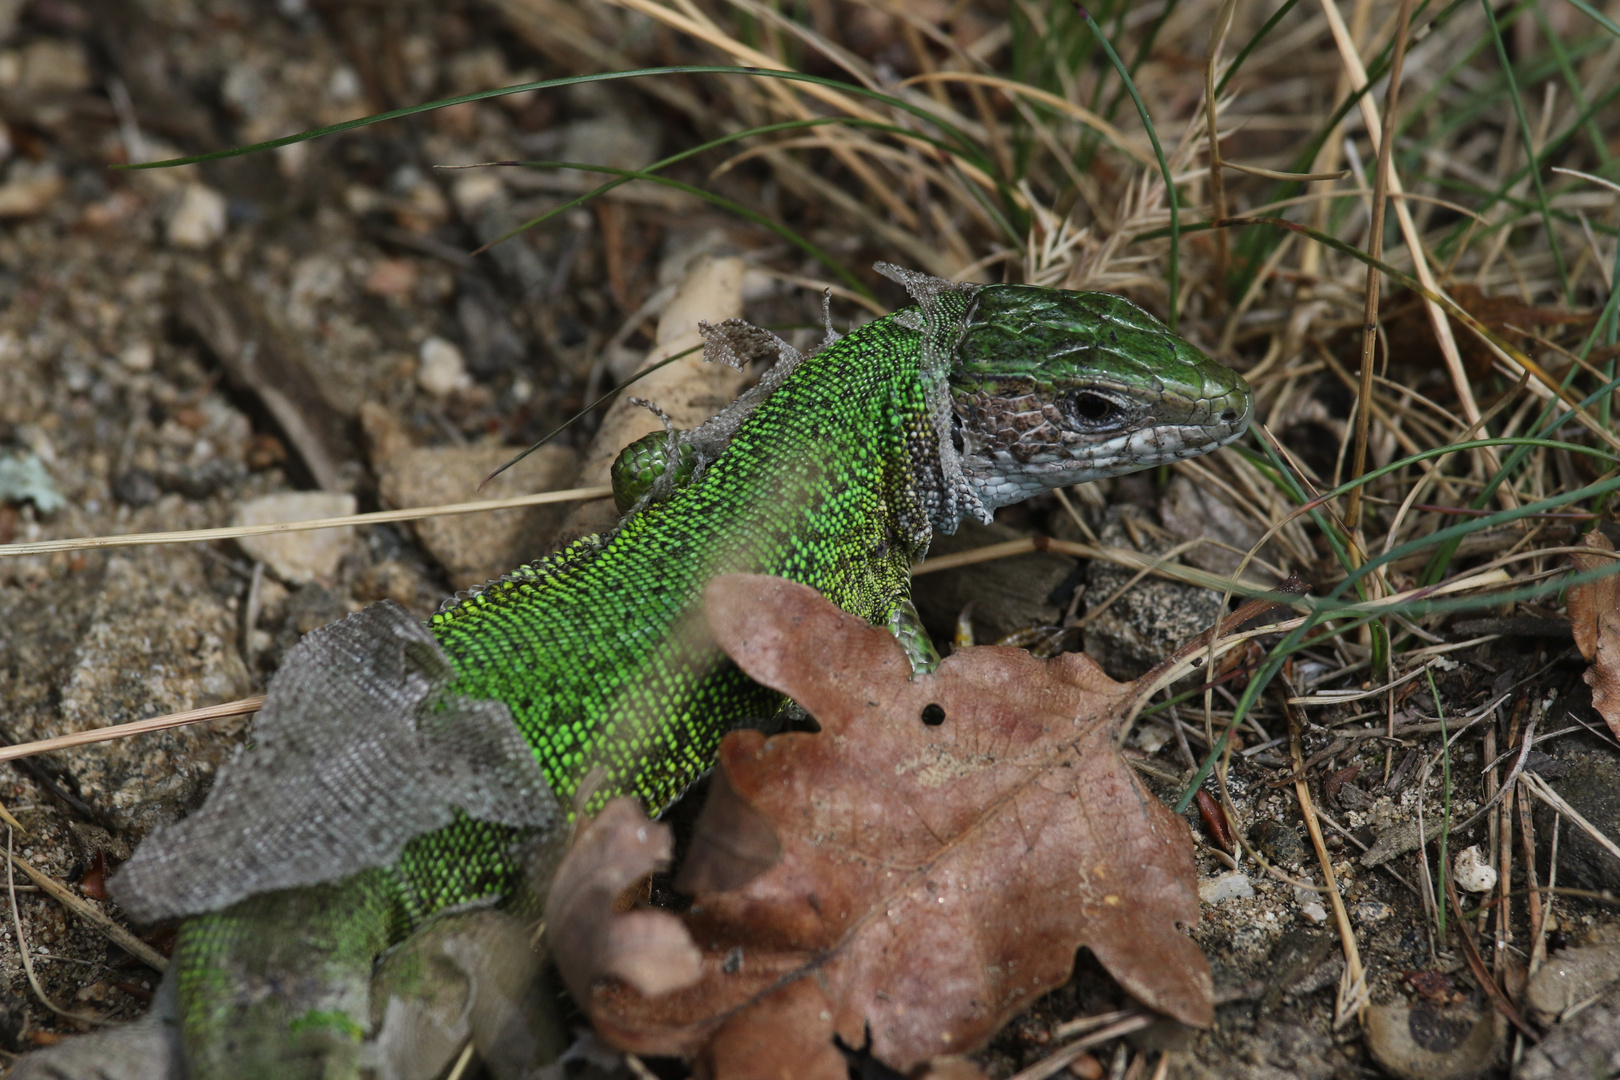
921, 703, 946, 726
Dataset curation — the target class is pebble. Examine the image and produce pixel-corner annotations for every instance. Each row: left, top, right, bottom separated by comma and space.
1250, 819, 1307, 869
451, 173, 504, 216
1351, 900, 1394, 925
363, 403, 578, 590
233, 492, 356, 585
166, 183, 228, 248
1527, 945, 1620, 1023
0, 160, 62, 218
119, 342, 155, 372
1452, 845, 1498, 893
1364, 1002, 1500, 1080
19, 39, 90, 92
1198, 870, 1254, 905
1299, 902, 1328, 925
417, 336, 471, 398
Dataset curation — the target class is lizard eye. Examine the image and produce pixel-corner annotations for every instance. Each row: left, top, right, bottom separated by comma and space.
1064, 391, 1124, 428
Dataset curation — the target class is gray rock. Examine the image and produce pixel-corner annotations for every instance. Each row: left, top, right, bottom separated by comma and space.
1520, 979, 1620, 1080
1, 548, 253, 837
1537, 745, 1620, 894
1364, 1002, 1502, 1080
234, 491, 357, 585
1527, 944, 1620, 1024
369, 433, 580, 592
1160, 475, 1273, 578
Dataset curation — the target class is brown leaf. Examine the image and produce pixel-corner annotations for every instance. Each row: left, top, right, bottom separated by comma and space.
1568, 531, 1620, 738
566, 574, 1212, 1078
1380, 283, 1593, 383
545, 798, 703, 999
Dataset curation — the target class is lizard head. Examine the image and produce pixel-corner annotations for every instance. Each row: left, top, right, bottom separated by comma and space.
947, 284, 1252, 510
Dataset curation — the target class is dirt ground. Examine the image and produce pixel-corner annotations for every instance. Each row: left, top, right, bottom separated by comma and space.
1, 1, 1618, 1078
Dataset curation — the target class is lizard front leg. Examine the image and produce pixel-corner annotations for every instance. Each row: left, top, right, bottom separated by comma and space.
885, 596, 942, 675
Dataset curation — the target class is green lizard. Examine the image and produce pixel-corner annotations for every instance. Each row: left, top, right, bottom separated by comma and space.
93, 266, 1250, 1079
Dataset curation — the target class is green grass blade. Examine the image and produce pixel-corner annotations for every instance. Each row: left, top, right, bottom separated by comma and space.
1214, 0, 1305, 98
1478, 0, 1571, 298
118, 66, 992, 174
1076, 5, 1181, 330
479, 160, 871, 297
466, 115, 959, 271
1532, 3, 1610, 166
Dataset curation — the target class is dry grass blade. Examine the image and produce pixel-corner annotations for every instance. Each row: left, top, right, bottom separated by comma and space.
1318, 0, 1482, 437
1004, 1013, 1154, 1080
1444, 871, 1537, 1040
1283, 695, 1367, 1026
898, 72, 1151, 166
0, 486, 612, 559
0, 697, 266, 766
1345, 0, 1414, 532
4, 846, 167, 973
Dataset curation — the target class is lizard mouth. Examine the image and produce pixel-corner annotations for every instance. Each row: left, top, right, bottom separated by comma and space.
957, 385, 1252, 511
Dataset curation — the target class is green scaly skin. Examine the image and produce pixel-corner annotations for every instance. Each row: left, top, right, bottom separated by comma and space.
170, 282, 1251, 1078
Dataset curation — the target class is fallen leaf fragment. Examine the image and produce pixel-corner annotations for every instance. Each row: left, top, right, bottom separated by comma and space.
1568, 531, 1620, 737
554, 573, 1212, 1080
546, 798, 702, 1000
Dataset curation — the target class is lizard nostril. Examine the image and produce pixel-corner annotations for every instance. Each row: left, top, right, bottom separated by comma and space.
1221, 409, 1238, 423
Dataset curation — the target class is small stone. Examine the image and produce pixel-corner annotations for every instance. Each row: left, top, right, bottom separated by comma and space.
166, 184, 228, 248
1250, 819, 1307, 869
365, 403, 578, 590
0, 453, 65, 512
234, 492, 357, 585
1527, 945, 1620, 1024
19, 39, 90, 92
1364, 1002, 1501, 1080
1300, 902, 1328, 924
1352, 900, 1394, 925
1198, 870, 1253, 905
1452, 845, 1497, 893
364, 258, 418, 299
0, 161, 62, 218
119, 342, 155, 372
417, 336, 471, 398
451, 172, 504, 216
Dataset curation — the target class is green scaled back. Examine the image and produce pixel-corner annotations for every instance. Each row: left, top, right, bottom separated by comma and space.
394, 302, 961, 916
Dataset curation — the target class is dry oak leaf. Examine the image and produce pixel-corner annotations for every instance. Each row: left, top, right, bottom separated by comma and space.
1569, 530, 1620, 738
551, 573, 1212, 1080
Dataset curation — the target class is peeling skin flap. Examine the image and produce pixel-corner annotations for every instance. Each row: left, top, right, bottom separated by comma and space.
112, 600, 559, 923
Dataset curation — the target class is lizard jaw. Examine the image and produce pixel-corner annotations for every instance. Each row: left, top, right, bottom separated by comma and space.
958, 387, 1253, 511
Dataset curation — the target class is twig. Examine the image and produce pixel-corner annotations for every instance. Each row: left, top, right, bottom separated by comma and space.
0, 485, 614, 559
4, 848, 167, 972
0, 697, 266, 766
1283, 691, 1366, 1027
1345, 0, 1414, 531
7, 828, 112, 1024
1006, 1013, 1155, 1080
1445, 870, 1537, 1040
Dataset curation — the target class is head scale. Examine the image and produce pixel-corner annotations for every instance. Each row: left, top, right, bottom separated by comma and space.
946, 284, 1252, 512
